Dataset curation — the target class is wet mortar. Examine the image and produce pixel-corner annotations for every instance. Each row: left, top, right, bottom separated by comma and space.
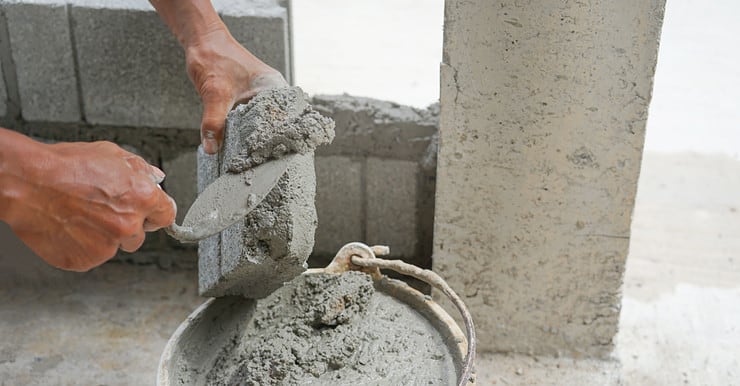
223, 86, 335, 173
205, 271, 457, 385
199, 86, 335, 298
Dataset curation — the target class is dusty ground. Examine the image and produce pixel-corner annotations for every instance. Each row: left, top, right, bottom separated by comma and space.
616, 153, 740, 386
0, 231, 202, 386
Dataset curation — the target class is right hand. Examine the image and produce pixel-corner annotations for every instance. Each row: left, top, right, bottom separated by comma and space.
1, 140, 176, 271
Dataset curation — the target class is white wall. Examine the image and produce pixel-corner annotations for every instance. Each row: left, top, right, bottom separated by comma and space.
292, 1, 740, 157
644, 0, 740, 157
291, 0, 444, 108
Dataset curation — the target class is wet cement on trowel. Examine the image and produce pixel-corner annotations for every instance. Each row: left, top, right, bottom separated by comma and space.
205, 272, 456, 385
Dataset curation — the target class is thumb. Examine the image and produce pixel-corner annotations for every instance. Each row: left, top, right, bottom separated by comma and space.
200, 90, 234, 154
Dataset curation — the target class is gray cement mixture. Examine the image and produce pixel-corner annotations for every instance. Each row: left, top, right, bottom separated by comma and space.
205, 272, 457, 385
223, 86, 335, 173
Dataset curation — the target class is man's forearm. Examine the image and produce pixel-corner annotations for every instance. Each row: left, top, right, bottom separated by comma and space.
149, 0, 287, 154
149, 0, 226, 48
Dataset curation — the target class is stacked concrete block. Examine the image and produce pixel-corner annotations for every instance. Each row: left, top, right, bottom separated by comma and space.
312, 95, 438, 160
434, 0, 665, 357
366, 158, 419, 258
310, 95, 438, 266
313, 155, 363, 256
69, 0, 290, 129
2, 0, 80, 122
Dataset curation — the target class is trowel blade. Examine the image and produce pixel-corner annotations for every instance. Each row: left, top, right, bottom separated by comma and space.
166, 154, 295, 243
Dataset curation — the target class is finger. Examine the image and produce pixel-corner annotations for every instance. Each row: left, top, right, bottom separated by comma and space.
123, 155, 166, 184
144, 193, 177, 231
119, 229, 146, 253
200, 91, 233, 154
150, 166, 166, 184
123, 154, 151, 173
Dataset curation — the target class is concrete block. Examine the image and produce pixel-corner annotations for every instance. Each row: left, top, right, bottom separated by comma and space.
71, 0, 290, 129
196, 146, 221, 292
313, 155, 363, 256
3, 0, 80, 122
311, 95, 437, 160
206, 153, 316, 298
196, 145, 219, 194
198, 87, 330, 298
162, 150, 197, 224
434, 0, 665, 356
0, 60, 7, 117
366, 157, 418, 258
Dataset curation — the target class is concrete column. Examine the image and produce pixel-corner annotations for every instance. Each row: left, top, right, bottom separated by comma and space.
434, 1, 665, 357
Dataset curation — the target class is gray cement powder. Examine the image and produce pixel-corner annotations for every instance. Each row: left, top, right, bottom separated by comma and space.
205, 272, 456, 385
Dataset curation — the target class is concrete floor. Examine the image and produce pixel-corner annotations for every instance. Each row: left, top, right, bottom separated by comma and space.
474, 152, 740, 385
2, 151, 738, 385
0, 235, 202, 386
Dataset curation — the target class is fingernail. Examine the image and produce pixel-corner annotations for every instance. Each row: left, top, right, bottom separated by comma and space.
204, 138, 220, 154
150, 166, 166, 183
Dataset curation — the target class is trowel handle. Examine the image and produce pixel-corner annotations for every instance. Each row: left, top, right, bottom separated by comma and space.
164, 223, 200, 244
351, 253, 477, 386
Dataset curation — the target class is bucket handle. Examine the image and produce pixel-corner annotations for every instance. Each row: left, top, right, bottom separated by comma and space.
349, 251, 476, 386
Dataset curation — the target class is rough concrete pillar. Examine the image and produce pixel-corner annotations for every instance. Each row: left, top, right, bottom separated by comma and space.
434, 1, 665, 357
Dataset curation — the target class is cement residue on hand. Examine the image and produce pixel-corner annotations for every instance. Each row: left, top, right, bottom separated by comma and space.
224, 86, 335, 173
206, 271, 456, 385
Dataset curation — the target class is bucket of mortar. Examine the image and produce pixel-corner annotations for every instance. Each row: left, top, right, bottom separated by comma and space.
158, 242, 476, 386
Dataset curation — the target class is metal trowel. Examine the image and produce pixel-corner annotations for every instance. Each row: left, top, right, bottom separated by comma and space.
165, 154, 296, 243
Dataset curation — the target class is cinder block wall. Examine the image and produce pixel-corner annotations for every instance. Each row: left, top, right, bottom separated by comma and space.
0, 0, 292, 267
434, 0, 665, 357
0, 1, 439, 270
305, 95, 438, 267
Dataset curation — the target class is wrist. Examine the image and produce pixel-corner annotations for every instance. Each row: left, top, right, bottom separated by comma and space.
180, 18, 228, 49
0, 129, 50, 225
156, 0, 227, 49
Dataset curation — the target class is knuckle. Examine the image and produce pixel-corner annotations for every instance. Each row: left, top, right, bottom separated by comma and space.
97, 140, 120, 152
121, 223, 141, 239
201, 118, 224, 132
200, 76, 232, 98
112, 217, 141, 239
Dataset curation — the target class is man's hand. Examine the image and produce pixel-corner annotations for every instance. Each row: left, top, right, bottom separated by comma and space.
0, 129, 176, 271
149, 0, 288, 154
185, 29, 287, 154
